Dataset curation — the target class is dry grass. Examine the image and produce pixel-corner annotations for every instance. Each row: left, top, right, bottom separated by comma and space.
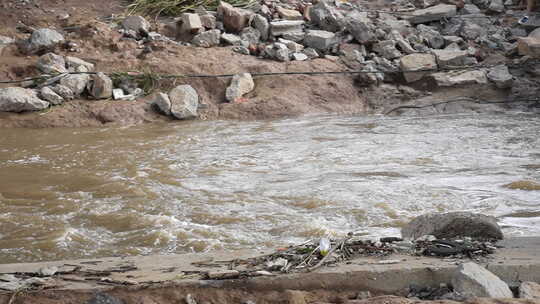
127, 0, 256, 16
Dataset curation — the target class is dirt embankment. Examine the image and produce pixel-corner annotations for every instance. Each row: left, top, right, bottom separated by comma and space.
0, 0, 370, 128
1, 0, 531, 128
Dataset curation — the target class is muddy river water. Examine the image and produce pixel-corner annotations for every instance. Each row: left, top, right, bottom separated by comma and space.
1, 113, 540, 263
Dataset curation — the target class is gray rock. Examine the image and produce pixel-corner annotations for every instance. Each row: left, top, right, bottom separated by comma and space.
0, 87, 49, 112
232, 46, 250, 55
417, 24, 445, 49
292, 53, 308, 61
407, 4, 457, 24
487, 65, 513, 89
179, 13, 203, 34
65, 56, 95, 72
345, 17, 375, 44
168, 85, 199, 119
221, 33, 243, 45
520, 282, 540, 299
0, 36, 14, 53
462, 4, 481, 14
38, 266, 58, 276
251, 14, 269, 41
432, 70, 488, 86
52, 84, 74, 100
200, 14, 217, 29
36, 52, 67, 74
226, 73, 255, 102
488, 0, 504, 12
59, 74, 90, 96
452, 262, 513, 298
390, 31, 416, 54
192, 29, 221, 47
276, 7, 303, 20
270, 21, 304, 37
278, 38, 304, 53
402, 211, 503, 239
87, 292, 124, 304
122, 16, 151, 34
39, 86, 64, 105
218, 2, 252, 33
23, 28, 64, 54
303, 30, 337, 51
529, 27, 540, 39
460, 20, 487, 40
373, 40, 401, 59
309, 1, 345, 32
264, 43, 290, 61
87, 73, 113, 99
282, 31, 305, 42
303, 48, 320, 59
432, 49, 468, 68
400, 53, 437, 83
240, 27, 261, 45
153, 92, 172, 115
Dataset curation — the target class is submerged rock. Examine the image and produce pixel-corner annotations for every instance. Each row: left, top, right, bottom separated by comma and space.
452, 262, 513, 298
402, 212, 503, 240
0, 87, 49, 112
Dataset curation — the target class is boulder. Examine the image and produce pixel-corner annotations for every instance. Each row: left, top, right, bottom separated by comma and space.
270, 21, 304, 37
153, 92, 172, 116
168, 85, 199, 119
400, 53, 437, 83
0, 87, 50, 112
226, 73, 255, 102
432, 70, 488, 86
179, 13, 203, 34
488, 0, 504, 12
240, 27, 261, 45
218, 2, 252, 33
264, 43, 290, 61
303, 30, 337, 51
251, 14, 270, 41
22, 28, 64, 54
417, 24, 444, 49
292, 53, 308, 61
452, 262, 513, 298
309, 1, 345, 32
39, 86, 64, 105
346, 17, 375, 44
59, 74, 90, 96
407, 4, 457, 24
373, 40, 401, 59
200, 14, 217, 29
402, 212, 503, 239
52, 85, 74, 100
390, 31, 416, 54
122, 16, 151, 34
431, 49, 468, 68
277, 7, 303, 20
520, 282, 540, 299
36, 53, 67, 74
221, 33, 243, 45
192, 29, 221, 47
65, 56, 94, 72
487, 65, 513, 89
87, 73, 113, 99
460, 20, 487, 40
278, 38, 304, 52
462, 4, 481, 14
517, 37, 540, 58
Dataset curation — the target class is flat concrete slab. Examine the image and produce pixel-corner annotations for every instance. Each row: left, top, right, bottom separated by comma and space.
0, 237, 539, 293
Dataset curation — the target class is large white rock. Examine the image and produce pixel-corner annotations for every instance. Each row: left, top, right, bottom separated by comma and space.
432, 70, 488, 87
192, 29, 221, 47
60, 74, 90, 96
0, 87, 49, 112
153, 92, 172, 116
36, 53, 67, 74
122, 15, 151, 33
226, 73, 255, 102
431, 49, 468, 68
452, 262, 513, 298
87, 73, 113, 99
65, 56, 95, 72
169, 85, 199, 120
24, 28, 64, 54
39, 86, 64, 105
520, 282, 540, 299
400, 53, 437, 83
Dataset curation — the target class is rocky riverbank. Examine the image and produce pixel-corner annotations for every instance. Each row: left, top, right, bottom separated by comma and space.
0, 0, 539, 127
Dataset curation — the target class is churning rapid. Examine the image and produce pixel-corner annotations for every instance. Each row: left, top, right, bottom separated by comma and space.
1, 113, 540, 263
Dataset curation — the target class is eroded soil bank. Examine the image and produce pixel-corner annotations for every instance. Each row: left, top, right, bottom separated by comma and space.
0, 0, 538, 128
